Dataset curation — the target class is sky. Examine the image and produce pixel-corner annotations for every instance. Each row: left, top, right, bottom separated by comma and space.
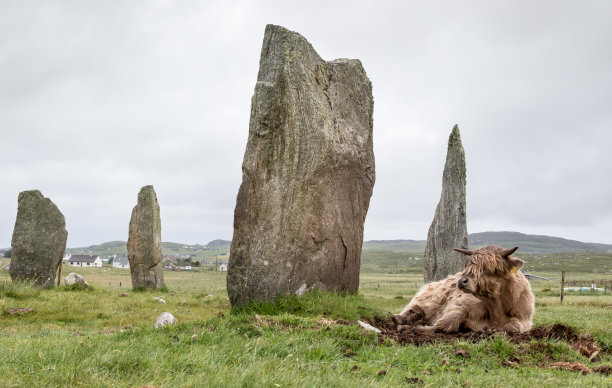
1, 1, 611, 248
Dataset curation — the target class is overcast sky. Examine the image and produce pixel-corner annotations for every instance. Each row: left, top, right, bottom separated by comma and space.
1, 1, 611, 248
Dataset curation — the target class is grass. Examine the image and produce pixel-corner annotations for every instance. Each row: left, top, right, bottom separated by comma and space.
1, 265, 611, 387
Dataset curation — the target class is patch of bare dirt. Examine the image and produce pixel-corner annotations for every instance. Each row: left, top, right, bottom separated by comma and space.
370, 317, 603, 360
511, 323, 602, 360
7, 307, 34, 315
548, 362, 592, 375
368, 316, 498, 346
592, 365, 612, 376
366, 317, 611, 375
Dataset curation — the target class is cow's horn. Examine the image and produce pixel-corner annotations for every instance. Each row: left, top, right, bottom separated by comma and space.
501, 247, 519, 257
453, 248, 473, 256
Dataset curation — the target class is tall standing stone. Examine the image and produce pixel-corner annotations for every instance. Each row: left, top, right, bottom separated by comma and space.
127, 185, 164, 289
10, 190, 68, 287
424, 125, 469, 283
227, 25, 375, 306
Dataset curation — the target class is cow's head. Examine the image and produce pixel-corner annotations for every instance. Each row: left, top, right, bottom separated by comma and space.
453, 246, 524, 298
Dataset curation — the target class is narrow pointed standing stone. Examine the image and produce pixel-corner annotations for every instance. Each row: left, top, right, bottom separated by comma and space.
424, 125, 469, 283
127, 185, 164, 289
9, 190, 68, 287
227, 25, 375, 306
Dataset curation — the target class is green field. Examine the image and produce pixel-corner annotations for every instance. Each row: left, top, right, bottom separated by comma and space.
1, 261, 611, 387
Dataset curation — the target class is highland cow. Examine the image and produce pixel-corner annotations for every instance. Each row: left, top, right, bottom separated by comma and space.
394, 246, 534, 333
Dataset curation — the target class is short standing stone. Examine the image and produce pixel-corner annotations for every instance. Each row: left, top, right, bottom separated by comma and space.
9, 190, 68, 287
127, 185, 164, 289
227, 25, 375, 306
424, 125, 469, 283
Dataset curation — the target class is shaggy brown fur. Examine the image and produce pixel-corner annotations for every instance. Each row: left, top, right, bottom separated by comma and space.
394, 246, 535, 333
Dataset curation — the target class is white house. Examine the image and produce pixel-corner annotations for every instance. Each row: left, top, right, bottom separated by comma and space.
113, 256, 130, 269
68, 254, 102, 268
218, 263, 227, 272
63, 254, 71, 262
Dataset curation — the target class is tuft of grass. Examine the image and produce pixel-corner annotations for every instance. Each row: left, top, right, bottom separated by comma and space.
231, 289, 384, 320
0, 280, 41, 300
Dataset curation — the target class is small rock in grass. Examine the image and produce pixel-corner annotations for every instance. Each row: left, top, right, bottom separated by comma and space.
154, 312, 177, 328
153, 297, 166, 304
376, 369, 387, 376
406, 377, 423, 384
118, 293, 127, 297
64, 272, 90, 288
453, 349, 471, 358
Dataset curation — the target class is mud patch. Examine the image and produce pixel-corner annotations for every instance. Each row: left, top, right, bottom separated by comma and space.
511, 323, 602, 360
7, 307, 34, 316
369, 318, 602, 359
368, 316, 498, 346
549, 361, 592, 375
365, 318, 611, 375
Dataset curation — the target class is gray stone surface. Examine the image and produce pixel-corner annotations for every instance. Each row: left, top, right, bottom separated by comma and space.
227, 25, 375, 306
127, 185, 164, 289
154, 312, 177, 328
424, 125, 469, 283
9, 190, 67, 287
64, 272, 90, 288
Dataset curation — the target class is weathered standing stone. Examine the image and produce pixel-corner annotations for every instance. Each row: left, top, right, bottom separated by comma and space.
424, 125, 469, 283
227, 25, 375, 306
9, 190, 67, 287
127, 185, 164, 289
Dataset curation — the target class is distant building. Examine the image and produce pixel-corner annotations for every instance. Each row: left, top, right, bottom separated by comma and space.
163, 263, 177, 271
163, 255, 177, 262
68, 254, 102, 268
63, 254, 72, 261
218, 263, 227, 272
113, 256, 130, 269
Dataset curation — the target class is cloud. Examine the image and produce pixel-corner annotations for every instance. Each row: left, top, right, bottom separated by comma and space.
1, 1, 611, 247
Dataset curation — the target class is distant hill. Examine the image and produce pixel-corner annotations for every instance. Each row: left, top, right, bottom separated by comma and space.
363, 240, 426, 253
66, 231, 612, 258
66, 240, 231, 260
207, 239, 231, 247
468, 232, 612, 254
364, 232, 612, 254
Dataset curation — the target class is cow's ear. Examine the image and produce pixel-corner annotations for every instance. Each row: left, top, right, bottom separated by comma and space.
507, 257, 524, 272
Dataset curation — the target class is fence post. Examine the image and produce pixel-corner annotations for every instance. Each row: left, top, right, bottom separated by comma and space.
560, 270, 565, 304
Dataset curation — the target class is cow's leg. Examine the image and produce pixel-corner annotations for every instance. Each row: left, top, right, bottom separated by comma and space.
393, 305, 425, 326
412, 324, 436, 334
503, 318, 531, 333
413, 315, 461, 334
461, 317, 490, 332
